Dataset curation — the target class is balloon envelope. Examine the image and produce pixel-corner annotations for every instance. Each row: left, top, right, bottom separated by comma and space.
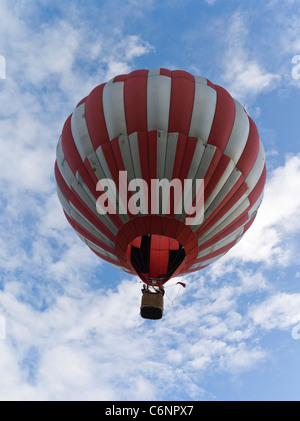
55, 69, 266, 286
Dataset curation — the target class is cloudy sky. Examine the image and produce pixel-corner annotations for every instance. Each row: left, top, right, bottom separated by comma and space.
0, 0, 300, 401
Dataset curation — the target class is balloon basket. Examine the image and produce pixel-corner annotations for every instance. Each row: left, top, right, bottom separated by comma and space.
140, 291, 164, 320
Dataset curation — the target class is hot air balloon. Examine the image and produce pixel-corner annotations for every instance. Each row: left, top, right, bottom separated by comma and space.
55, 69, 266, 319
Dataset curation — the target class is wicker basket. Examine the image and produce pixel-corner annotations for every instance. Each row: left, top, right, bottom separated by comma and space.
140, 291, 164, 319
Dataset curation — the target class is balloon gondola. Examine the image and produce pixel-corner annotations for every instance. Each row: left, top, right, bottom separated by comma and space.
54, 69, 266, 319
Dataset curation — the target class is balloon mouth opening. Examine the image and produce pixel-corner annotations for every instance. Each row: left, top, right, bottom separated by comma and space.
126, 234, 186, 286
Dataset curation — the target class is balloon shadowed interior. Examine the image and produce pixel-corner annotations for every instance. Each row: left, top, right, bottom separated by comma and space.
127, 234, 186, 286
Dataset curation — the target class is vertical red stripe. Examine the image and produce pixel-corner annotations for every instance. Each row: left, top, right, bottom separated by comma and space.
138, 131, 149, 185
160, 68, 172, 77
168, 71, 195, 135
242, 214, 256, 234
61, 114, 99, 201
236, 117, 260, 177
248, 165, 267, 206
207, 85, 236, 152
124, 70, 148, 134
178, 137, 198, 181
55, 161, 70, 201
85, 83, 110, 149
171, 133, 188, 180
102, 141, 132, 219
61, 115, 81, 174
113, 74, 126, 83
148, 130, 157, 214
204, 154, 231, 199
203, 148, 222, 189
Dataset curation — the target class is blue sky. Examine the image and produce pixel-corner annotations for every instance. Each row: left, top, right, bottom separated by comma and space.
0, 0, 300, 401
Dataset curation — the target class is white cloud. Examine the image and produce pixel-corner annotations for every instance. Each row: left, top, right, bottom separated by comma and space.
222, 154, 300, 266
0, 0, 299, 401
103, 35, 154, 80
0, 0, 155, 202
0, 265, 270, 400
222, 12, 280, 101
249, 292, 300, 330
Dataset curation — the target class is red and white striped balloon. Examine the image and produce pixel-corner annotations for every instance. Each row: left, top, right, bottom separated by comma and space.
55, 69, 266, 286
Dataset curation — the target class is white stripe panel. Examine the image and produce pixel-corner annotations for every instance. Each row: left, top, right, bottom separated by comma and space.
156, 130, 168, 180
71, 103, 94, 161
204, 167, 242, 220
164, 133, 178, 180
69, 204, 114, 249
176, 142, 215, 219
182, 223, 252, 274
205, 141, 265, 231
198, 198, 250, 246
147, 71, 171, 132
190, 253, 227, 270
56, 138, 118, 236
178, 138, 206, 221
196, 195, 262, 262
194, 75, 208, 85
87, 150, 106, 180
103, 80, 127, 140
203, 140, 265, 229
188, 82, 217, 141
244, 139, 265, 189
77, 232, 118, 261
95, 145, 129, 223
197, 226, 244, 258
57, 120, 118, 235
179, 143, 217, 228
202, 100, 250, 215
56, 137, 74, 188
154, 130, 168, 216
87, 149, 126, 221
158, 132, 179, 217
74, 173, 118, 236
118, 134, 140, 215
75, 170, 118, 235
110, 263, 131, 273
200, 170, 265, 248
119, 135, 135, 181
129, 132, 142, 179
248, 190, 264, 219
56, 185, 71, 214
203, 99, 250, 218
57, 185, 114, 249
194, 143, 217, 179
75, 171, 96, 204
57, 155, 116, 236
186, 138, 207, 181
204, 159, 236, 212
224, 99, 250, 164
129, 132, 148, 215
